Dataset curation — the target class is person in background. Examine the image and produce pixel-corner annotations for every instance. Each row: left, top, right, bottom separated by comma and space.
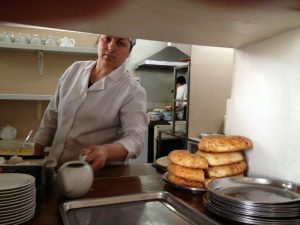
176, 76, 188, 119
34, 34, 148, 171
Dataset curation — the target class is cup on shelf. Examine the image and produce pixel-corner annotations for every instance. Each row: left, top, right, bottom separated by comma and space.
0, 124, 17, 140
59, 37, 75, 47
29, 34, 42, 45
14, 33, 29, 44
44, 35, 59, 46
0, 31, 13, 43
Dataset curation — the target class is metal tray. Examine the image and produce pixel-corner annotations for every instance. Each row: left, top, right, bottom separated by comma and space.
152, 163, 167, 172
203, 194, 300, 225
207, 176, 300, 204
163, 172, 206, 193
60, 191, 219, 225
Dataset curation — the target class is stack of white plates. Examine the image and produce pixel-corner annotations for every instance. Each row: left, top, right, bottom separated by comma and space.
0, 173, 36, 225
203, 176, 300, 224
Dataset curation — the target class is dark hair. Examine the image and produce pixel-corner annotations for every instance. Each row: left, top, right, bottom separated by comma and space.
96, 35, 136, 51
129, 38, 136, 51
176, 76, 186, 85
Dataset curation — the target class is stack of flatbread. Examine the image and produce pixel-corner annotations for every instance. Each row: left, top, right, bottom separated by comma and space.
167, 150, 208, 188
197, 135, 252, 184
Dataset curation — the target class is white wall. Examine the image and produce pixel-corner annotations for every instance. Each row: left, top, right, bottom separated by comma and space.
189, 45, 234, 137
227, 28, 300, 183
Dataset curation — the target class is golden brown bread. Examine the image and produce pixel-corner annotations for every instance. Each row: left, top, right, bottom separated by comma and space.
198, 135, 252, 152
196, 151, 244, 166
167, 173, 205, 188
168, 150, 208, 169
167, 163, 205, 182
207, 160, 247, 178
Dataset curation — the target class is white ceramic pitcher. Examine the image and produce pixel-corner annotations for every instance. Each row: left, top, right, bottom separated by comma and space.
57, 160, 93, 198
59, 37, 75, 47
0, 125, 17, 140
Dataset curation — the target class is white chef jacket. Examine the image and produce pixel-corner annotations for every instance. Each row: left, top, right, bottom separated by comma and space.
176, 83, 188, 108
34, 60, 148, 166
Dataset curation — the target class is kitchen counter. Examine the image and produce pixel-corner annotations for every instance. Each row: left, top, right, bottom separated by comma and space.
23, 164, 236, 225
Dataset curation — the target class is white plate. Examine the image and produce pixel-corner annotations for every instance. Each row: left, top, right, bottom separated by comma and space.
0, 189, 35, 207
0, 182, 35, 195
155, 156, 169, 168
0, 186, 35, 202
0, 203, 35, 219
0, 206, 35, 224
1, 213, 35, 225
0, 173, 35, 191
4, 211, 35, 225
0, 200, 35, 217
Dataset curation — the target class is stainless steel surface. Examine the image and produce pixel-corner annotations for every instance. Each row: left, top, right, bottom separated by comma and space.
163, 172, 206, 193
207, 176, 300, 204
207, 192, 300, 218
136, 46, 189, 68
204, 177, 300, 224
203, 194, 300, 225
60, 192, 219, 225
20, 130, 34, 149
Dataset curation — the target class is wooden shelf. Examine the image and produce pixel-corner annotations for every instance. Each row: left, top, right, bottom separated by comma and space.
0, 42, 97, 54
0, 94, 52, 100
0, 42, 97, 75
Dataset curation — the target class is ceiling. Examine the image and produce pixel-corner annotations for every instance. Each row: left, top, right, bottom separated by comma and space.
2, 0, 300, 48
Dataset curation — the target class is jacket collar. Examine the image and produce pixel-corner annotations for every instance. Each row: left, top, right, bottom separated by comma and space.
86, 61, 126, 91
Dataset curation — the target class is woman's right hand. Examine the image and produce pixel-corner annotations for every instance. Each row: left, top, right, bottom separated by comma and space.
34, 143, 45, 156
81, 143, 128, 171
81, 145, 109, 171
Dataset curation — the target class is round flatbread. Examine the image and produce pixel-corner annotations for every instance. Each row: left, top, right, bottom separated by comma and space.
198, 135, 252, 152
207, 160, 247, 178
167, 173, 205, 188
196, 151, 244, 166
168, 150, 208, 169
167, 163, 205, 182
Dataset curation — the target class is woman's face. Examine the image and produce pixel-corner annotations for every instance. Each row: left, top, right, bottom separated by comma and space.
97, 35, 131, 69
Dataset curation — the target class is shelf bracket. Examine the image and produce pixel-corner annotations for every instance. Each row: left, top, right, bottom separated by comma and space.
36, 100, 43, 120
37, 50, 44, 75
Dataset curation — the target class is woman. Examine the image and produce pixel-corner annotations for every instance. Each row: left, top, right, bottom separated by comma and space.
34, 35, 148, 171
